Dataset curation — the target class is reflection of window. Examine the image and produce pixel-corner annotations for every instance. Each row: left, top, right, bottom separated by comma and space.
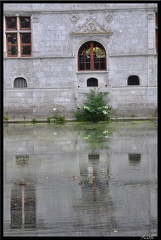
88, 154, 99, 161
11, 183, 36, 229
128, 153, 141, 162
11, 186, 22, 229
88, 154, 99, 166
78, 41, 106, 71
24, 187, 36, 228
16, 155, 29, 166
80, 167, 88, 177
87, 78, 98, 87
127, 75, 140, 85
14, 77, 27, 88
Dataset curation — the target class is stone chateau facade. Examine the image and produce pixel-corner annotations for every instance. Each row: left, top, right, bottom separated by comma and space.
3, 3, 158, 119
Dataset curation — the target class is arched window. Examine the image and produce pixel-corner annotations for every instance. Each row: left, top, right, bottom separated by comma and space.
14, 77, 27, 88
78, 41, 106, 71
127, 75, 140, 85
87, 78, 98, 87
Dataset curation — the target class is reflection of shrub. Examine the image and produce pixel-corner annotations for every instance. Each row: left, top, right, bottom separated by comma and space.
32, 118, 37, 124
153, 109, 157, 117
75, 124, 111, 149
74, 89, 111, 122
4, 115, 9, 121
84, 129, 110, 142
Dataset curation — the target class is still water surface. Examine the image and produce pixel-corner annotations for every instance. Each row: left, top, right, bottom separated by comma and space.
3, 121, 157, 236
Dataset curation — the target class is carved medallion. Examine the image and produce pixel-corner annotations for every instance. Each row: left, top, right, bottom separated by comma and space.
86, 23, 96, 31
32, 16, 39, 23
70, 14, 79, 24
105, 15, 113, 23
146, 12, 155, 20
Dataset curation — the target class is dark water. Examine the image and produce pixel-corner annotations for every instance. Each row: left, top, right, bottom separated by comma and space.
3, 121, 157, 236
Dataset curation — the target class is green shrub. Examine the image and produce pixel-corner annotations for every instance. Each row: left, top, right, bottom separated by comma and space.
53, 113, 66, 123
47, 117, 51, 123
4, 115, 9, 121
32, 118, 37, 124
74, 88, 111, 122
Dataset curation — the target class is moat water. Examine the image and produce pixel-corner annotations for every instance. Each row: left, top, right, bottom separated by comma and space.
3, 121, 157, 236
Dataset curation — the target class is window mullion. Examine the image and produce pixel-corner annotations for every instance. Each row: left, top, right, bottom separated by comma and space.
4, 17, 7, 56
17, 17, 21, 57
90, 41, 94, 70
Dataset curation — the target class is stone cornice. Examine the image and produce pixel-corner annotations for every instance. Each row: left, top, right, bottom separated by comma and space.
108, 53, 157, 57
3, 53, 157, 60
3, 4, 157, 14
70, 33, 113, 37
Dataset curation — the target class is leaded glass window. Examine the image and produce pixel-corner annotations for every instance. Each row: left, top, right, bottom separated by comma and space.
20, 17, 31, 29
6, 33, 17, 56
5, 16, 31, 57
6, 17, 17, 30
21, 33, 31, 56
78, 41, 106, 71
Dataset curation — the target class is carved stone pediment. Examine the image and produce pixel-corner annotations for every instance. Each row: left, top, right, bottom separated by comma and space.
70, 17, 112, 36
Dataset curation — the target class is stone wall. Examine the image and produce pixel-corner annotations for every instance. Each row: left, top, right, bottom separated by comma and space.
3, 3, 157, 119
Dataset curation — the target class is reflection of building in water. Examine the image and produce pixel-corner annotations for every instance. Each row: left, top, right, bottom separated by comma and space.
76, 151, 117, 230
79, 152, 110, 194
11, 182, 36, 229
3, 123, 157, 236
79, 152, 110, 202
